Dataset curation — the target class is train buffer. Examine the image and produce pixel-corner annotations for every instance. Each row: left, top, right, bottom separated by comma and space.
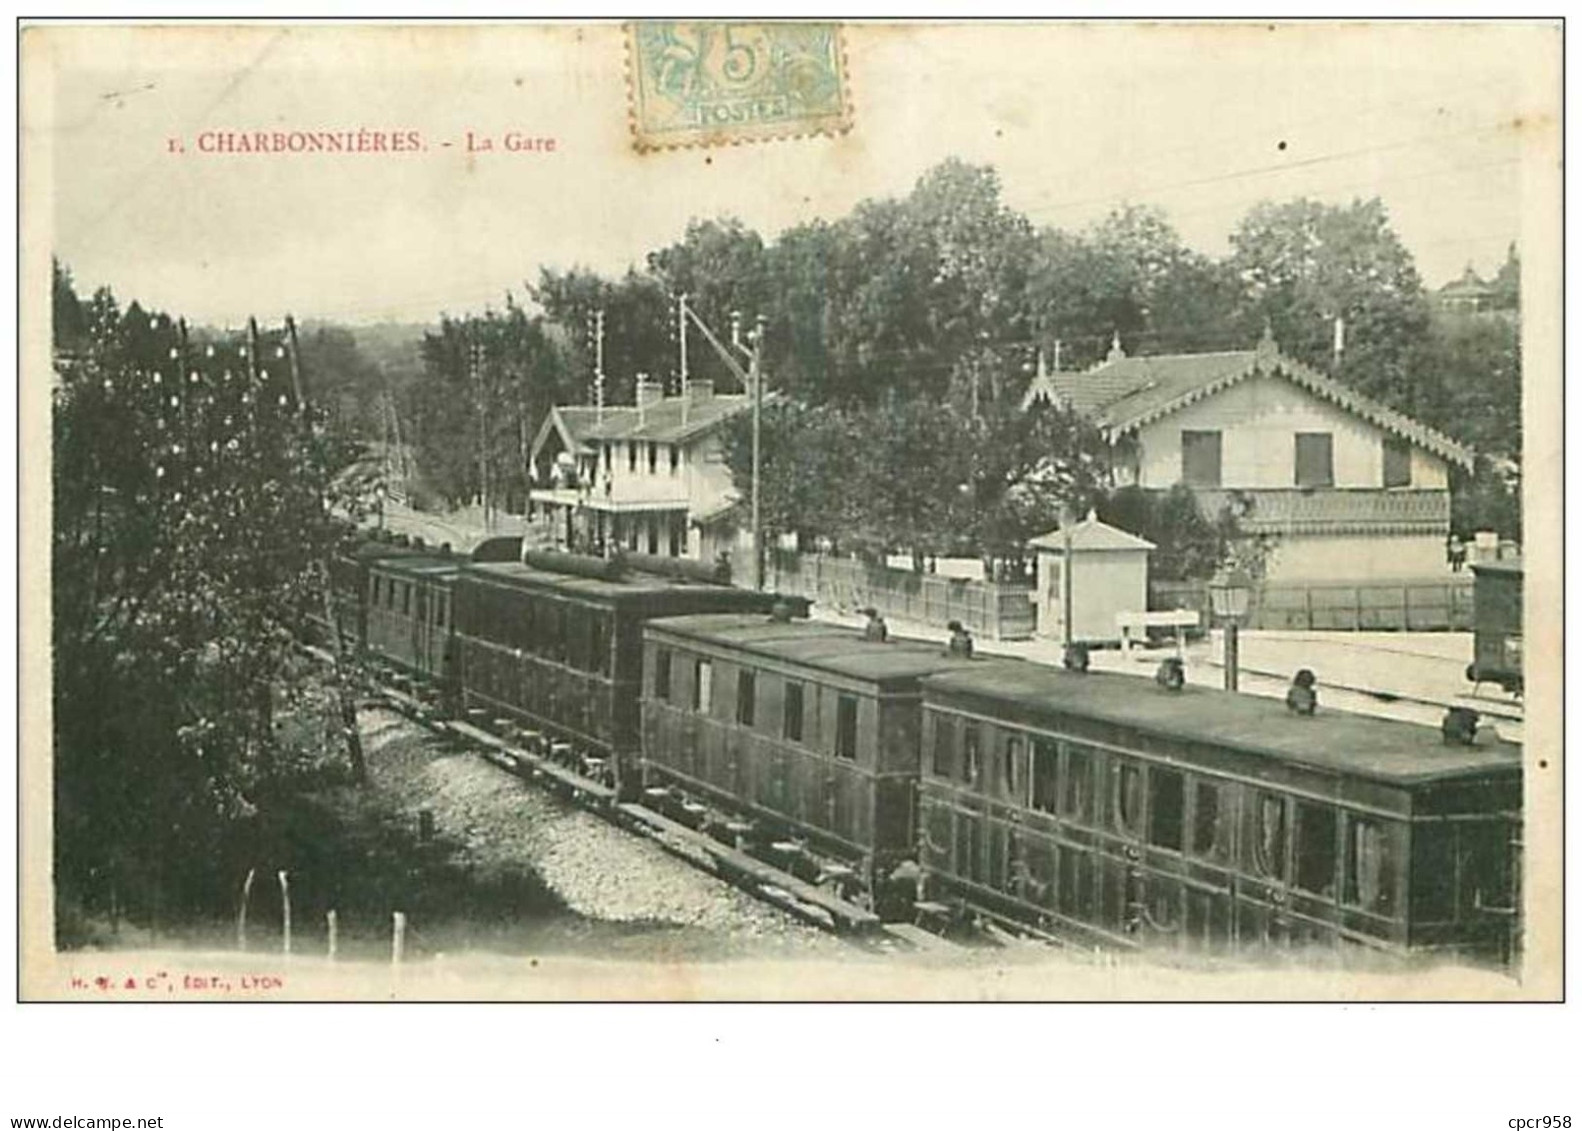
643, 786, 672, 801
818, 863, 855, 883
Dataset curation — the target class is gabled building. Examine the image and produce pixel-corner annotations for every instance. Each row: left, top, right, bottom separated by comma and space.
1032, 330, 1475, 582
528, 376, 755, 566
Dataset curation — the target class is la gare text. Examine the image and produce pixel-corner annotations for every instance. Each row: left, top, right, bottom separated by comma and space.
174, 130, 558, 155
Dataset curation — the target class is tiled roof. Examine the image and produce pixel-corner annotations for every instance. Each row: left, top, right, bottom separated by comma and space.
1028, 515, 1156, 552
1046, 336, 1475, 471
1193, 488, 1451, 535
560, 394, 758, 447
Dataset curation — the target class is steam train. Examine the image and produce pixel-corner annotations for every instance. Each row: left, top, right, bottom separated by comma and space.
322, 531, 1522, 966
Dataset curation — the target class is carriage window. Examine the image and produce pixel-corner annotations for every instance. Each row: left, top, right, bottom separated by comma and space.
693, 659, 712, 714
834, 695, 858, 760
401, 583, 410, 616
783, 681, 804, 742
1062, 746, 1094, 820
736, 670, 757, 727
1113, 761, 1144, 836
931, 716, 954, 778
1001, 736, 1023, 800
1253, 792, 1288, 880
961, 723, 982, 786
1191, 781, 1231, 861
653, 648, 672, 701
1030, 739, 1059, 814
370, 576, 381, 606
416, 589, 427, 623
1293, 803, 1338, 896
1147, 767, 1185, 850
436, 595, 447, 630
647, 441, 658, 473
1346, 817, 1396, 915
628, 441, 637, 471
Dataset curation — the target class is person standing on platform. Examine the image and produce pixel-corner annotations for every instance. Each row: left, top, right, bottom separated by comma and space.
862, 607, 889, 642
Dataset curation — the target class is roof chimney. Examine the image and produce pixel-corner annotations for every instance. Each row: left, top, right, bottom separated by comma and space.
1105, 332, 1125, 364
687, 377, 714, 405
635, 373, 664, 409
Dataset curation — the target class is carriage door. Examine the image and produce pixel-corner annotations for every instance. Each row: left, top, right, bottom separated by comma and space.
1101, 758, 1189, 945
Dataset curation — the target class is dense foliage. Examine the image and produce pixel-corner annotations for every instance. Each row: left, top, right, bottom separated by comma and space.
51, 262, 371, 932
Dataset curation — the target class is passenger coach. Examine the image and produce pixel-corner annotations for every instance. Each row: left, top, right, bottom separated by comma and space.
640, 614, 975, 912
452, 551, 786, 798
919, 662, 1521, 964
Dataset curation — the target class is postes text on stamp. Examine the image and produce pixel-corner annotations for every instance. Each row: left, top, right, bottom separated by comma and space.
627, 22, 852, 151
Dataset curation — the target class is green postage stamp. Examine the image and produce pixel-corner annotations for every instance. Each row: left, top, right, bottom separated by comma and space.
627, 22, 853, 150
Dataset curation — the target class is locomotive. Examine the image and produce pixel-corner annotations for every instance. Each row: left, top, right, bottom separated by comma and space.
325, 530, 1523, 966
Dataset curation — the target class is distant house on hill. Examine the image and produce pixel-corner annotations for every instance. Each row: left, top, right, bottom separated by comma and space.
1027, 329, 1475, 583
1436, 264, 1498, 315
527, 376, 756, 566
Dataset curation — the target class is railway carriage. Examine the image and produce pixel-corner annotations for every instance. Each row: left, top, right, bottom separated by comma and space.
639, 614, 975, 911
1468, 559, 1523, 695
364, 551, 462, 686
918, 662, 1521, 964
451, 551, 787, 798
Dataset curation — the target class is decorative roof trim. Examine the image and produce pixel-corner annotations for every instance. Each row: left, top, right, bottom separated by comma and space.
1102, 349, 1475, 471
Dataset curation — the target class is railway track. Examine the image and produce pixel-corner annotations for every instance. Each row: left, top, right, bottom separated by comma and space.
317, 649, 972, 957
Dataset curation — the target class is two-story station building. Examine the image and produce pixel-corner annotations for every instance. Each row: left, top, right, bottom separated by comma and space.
1025, 330, 1475, 583
528, 376, 754, 566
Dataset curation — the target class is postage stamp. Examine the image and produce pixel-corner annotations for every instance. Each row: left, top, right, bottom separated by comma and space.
626, 21, 853, 151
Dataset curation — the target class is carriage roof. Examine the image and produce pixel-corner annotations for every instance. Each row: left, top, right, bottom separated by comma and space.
368, 554, 463, 579
458, 560, 776, 609
647, 613, 978, 685
922, 661, 1521, 786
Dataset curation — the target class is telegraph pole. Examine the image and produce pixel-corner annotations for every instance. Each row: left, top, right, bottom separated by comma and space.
677, 293, 689, 425
731, 311, 766, 591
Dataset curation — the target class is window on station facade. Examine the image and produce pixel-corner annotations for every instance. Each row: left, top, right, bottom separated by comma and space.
628, 441, 637, 472
961, 723, 982, 786
401, 582, 410, 616
1030, 739, 1059, 814
1181, 430, 1222, 488
647, 442, 658, 473
693, 659, 712, 714
1383, 437, 1412, 488
669, 444, 680, 474
1295, 432, 1335, 489
653, 648, 672, 700
736, 670, 757, 727
931, 716, 954, 778
1001, 735, 1023, 801
1293, 802, 1338, 896
371, 576, 381, 606
1147, 767, 1185, 850
1062, 746, 1095, 820
1253, 792, 1288, 880
782, 681, 804, 742
1345, 817, 1396, 915
834, 695, 858, 760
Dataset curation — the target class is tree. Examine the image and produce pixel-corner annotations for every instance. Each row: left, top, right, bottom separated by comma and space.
1028, 205, 1241, 369
1099, 483, 1246, 582
1227, 197, 1433, 414
52, 269, 370, 932
413, 297, 570, 510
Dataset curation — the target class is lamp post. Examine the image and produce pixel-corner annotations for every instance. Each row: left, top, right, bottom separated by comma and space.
1209, 569, 1252, 692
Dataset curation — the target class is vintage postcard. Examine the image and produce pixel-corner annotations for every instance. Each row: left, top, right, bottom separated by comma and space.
18, 20, 1562, 1003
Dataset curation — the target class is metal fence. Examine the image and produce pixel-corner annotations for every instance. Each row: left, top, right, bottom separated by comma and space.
1150, 575, 1476, 632
767, 551, 1037, 640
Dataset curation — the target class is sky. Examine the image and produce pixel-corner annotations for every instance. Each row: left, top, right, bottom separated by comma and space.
31, 21, 1559, 328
